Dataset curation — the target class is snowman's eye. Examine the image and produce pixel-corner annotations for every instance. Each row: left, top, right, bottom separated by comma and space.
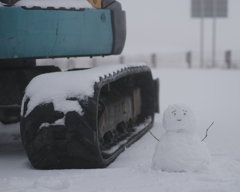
174, 113, 176, 115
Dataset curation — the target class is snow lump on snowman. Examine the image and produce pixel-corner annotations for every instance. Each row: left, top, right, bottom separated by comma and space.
152, 104, 211, 172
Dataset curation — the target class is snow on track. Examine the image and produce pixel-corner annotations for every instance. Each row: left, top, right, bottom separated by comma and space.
21, 64, 146, 117
1, 69, 240, 192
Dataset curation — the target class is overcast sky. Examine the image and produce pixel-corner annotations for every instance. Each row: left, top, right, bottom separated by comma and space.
120, 0, 240, 55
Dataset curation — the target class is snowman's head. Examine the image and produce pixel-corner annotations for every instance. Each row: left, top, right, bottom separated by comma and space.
162, 104, 197, 133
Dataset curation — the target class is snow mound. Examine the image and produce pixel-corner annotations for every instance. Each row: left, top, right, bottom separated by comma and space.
152, 104, 211, 172
21, 63, 146, 117
152, 132, 212, 172
0, 0, 93, 9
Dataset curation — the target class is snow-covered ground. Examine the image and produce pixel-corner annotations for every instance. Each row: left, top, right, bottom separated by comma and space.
1, 68, 240, 192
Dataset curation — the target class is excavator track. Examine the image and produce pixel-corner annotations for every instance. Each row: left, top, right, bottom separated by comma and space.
20, 64, 159, 169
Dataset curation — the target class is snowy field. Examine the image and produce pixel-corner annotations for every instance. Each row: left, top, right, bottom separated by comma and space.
1, 68, 240, 192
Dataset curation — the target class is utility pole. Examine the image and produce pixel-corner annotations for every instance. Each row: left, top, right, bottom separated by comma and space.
200, 0, 205, 68
212, 0, 217, 68
191, 0, 228, 68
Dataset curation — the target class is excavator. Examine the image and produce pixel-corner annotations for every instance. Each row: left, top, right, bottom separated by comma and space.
0, 0, 159, 169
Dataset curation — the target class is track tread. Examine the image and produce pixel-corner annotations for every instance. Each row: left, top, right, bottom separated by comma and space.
20, 64, 156, 169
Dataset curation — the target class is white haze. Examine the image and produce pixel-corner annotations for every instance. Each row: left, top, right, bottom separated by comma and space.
120, 0, 240, 54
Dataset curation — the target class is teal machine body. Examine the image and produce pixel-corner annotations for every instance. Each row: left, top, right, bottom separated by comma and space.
0, 4, 126, 123
0, 7, 125, 59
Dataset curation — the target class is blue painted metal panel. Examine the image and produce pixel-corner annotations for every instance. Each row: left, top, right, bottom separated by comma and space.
0, 7, 113, 59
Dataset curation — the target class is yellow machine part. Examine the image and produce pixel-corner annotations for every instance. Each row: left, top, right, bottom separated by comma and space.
87, 0, 102, 9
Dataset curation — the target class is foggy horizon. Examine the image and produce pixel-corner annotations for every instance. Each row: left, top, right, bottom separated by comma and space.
121, 0, 240, 55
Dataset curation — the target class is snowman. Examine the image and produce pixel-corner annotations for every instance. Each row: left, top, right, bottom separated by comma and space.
152, 104, 211, 172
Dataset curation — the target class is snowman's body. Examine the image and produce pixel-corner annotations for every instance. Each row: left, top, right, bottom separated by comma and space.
152, 104, 211, 172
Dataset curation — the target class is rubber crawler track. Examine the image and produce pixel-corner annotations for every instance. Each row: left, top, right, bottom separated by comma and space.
20, 64, 158, 169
